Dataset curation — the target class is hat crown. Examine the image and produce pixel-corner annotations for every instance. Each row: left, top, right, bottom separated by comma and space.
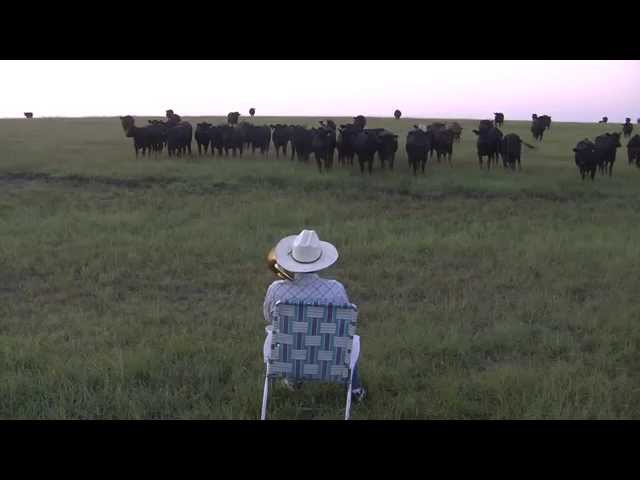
291, 230, 322, 263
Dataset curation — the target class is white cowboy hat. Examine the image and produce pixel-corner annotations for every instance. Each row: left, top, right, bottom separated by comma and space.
274, 229, 339, 273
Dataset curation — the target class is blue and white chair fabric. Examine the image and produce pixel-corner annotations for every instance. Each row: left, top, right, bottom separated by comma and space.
261, 300, 360, 420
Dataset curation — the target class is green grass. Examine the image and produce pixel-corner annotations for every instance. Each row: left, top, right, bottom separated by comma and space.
1, 116, 639, 419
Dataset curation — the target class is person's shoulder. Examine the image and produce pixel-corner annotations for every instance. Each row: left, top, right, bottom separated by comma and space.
325, 278, 347, 291
266, 280, 287, 292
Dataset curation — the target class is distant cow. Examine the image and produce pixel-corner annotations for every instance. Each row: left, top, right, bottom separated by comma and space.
353, 115, 367, 130
195, 122, 213, 155
394, 109, 402, 120
573, 139, 598, 181
448, 122, 463, 143
406, 126, 431, 175
538, 115, 552, 130
500, 133, 535, 170
599, 116, 608, 124
627, 134, 640, 167
249, 108, 255, 117
594, 132, 622, 177
24, 112, 33, 119
270, 124, 291, 157
473, 120, 503, 169
531, 118, 547, 142
227, 112, 240, 125
494, 112, 504, 127
622, 119, 633, 138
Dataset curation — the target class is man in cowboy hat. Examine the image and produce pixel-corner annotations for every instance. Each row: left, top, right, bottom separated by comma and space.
263, 229, 366, 401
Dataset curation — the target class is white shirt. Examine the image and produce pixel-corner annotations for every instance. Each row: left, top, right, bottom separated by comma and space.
263, 273, 350, 324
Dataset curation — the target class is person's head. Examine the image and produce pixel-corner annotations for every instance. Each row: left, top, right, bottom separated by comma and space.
274, 229, 338, 274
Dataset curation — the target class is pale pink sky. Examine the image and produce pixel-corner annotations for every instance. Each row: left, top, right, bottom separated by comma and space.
1, 60, 638, 122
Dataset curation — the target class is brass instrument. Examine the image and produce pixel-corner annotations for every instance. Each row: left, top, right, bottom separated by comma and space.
267, 247, 294, 281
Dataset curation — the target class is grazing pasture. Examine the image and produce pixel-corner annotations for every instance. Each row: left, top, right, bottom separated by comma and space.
0, 116, 639, 419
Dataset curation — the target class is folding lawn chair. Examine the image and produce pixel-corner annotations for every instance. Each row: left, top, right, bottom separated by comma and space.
261, 300, 360, 420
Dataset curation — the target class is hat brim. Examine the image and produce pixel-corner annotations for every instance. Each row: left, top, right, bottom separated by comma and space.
274, 235, 339, 273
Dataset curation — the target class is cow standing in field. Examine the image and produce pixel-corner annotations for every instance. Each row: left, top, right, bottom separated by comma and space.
311, 123, 337, 173
473, 120, 503, 169
448, 122, 463, 143
622, 118, 633, 138
24, 112, 33, 119
249, 125, 271, 156
270, 124, 291, 157
337, 123, 361, 166
432, 128, 455, 166
394, 110, 402, 120
291, 126, 313, 162
494, 112, 504, 127
120, 116, 155, 157
227, 112, 240, 125
573, 139, 599, 181
195, 122, 213, 155
627, 134, 640, 167
220, 124, 245, 156
599, 116, 608, 124
406, 126, 431, 176
500, 133, 535, 170
210, 125, 224, 156
531, 117, 547, 142
594, 132, 622, 177
372, 129, 398, 170
147, 120, 168, 153
353, 129, 381, 175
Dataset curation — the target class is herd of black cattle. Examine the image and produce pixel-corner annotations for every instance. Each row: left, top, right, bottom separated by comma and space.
118, 110, 640, 181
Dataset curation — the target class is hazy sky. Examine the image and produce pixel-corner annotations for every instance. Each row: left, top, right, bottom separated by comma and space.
1, 60, 638, 122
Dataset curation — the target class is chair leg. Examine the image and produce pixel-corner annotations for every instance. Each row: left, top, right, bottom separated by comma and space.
345, 372, 353, 421
261, 367, 270, 420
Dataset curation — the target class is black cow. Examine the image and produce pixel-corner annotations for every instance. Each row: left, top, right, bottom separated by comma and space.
147, 120, 168, 153
270, 124, 291, 157
538, 115, 552, 130
210, 125, 224, 156
394, 110, 402, 120
166, 121, 193, 157
120, 116, 154, 157
291, 126, 313, 162
353, 129, 381, 174
500, 133, 535, 170
594, 132, 621, 176
337, 123, 361, 166
227, 112, 240, 125
432, 128, 455, 166
622, 119, 633, 138
249, 125, 271, 156
627, 134, 640, 167
353, 115, 367, 130
311, 125, 336, 173
24, 112, 33, 119
372, 129, 398, 170
448, 122, 463, 143
220, 125, 245, 156
249, 108, 255, 117
531, 118, 547, 142
494, 112, 504, 127
195, 122, 212, 155
599, 116, 609, 124
472, 120, 503, 169
406, 126, 431, 176
573, 139, 598, 181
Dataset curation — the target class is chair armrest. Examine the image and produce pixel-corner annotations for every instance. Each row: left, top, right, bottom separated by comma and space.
263, 326, 274, 363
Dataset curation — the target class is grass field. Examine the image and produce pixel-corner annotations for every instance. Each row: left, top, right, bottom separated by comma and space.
1, 115, 639, 419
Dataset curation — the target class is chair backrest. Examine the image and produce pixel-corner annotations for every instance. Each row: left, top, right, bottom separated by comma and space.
268, 301, 358, 384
